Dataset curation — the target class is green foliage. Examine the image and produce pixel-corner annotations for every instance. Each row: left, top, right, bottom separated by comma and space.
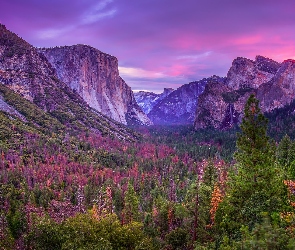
6, 185, 27, 239
29, 213, 155, 250
277, 135, 295, 179
235, 94, 272, 168
183, 163, 218, 246
266, 98, 295, 141
2, 74, 295, 249
216, 94, 289, 241
218, 217, 295, 250
237, 218, 295, 250
7, 208, 26, 239
32, 186, 54, 208
166, 227, 189, 249
138, 125, 237, 162
123, 182, 140, 223
277, 135, 293, 170
0, 223, 15, 250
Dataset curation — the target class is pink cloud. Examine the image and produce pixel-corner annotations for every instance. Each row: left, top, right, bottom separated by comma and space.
1, 0, 295, 92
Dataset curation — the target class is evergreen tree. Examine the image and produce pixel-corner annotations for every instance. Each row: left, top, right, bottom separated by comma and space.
215, 94, 289, 241
277, 135, 295, 179
122, 182, 140, 224
277, 135, 292, 170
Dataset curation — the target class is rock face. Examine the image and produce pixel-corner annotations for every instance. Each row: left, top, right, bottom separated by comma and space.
194, 77, 232, 129
134, 88, 174, 114
226, 56, 280, 90
0, 26, 57, 104
0, 94, 26, 121
39, 45, 152, 126
257, 59, 295, 112
0, 24, 139, 140
194, 55, 295, 129
148, 77, 218, 125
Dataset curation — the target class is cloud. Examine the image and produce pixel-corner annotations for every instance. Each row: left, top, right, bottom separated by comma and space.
2, 0, 295, 92
119, 67, 165, 79
82, 9, 117, 24
119, 66, 189, 93
31, 1, 117, 41
177, 52, 212, 61
82, 0, 117, 24
36, 26, 74, 39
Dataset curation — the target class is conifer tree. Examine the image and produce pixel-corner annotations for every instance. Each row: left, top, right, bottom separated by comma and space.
277, 135, 295, 179
122, 182, 140, 224
277, 135, 292, 169
215, 94, 289, 241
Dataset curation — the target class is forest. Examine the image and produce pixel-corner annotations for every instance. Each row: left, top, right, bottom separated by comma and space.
1, 94, 295, 249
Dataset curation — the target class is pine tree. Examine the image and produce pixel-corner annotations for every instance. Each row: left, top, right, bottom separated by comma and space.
122, 182, 140, 224
277, 135, 292, 170
235, 94, 272, 170
215, 94, 289, 241
277, 135, 295, 179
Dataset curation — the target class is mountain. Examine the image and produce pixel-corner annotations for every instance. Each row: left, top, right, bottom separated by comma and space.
134, 88, 174, 114
38, 45, 152, 126
148, 76, 224, 125
194, 55, 295, 129
194, 76, 233, 129
0, 24, 139, 141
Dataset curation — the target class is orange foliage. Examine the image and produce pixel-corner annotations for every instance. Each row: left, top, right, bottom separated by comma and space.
208, 184, 223, 227
284, 180, 295, 208
92, 204, 100, 220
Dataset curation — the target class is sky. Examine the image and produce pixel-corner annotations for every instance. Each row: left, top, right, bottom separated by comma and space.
1, 0, 295, 93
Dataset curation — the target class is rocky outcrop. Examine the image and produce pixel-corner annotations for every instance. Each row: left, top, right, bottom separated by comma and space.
148, 77, 220, 125
134, 88, 174, 114
194, 77, 232, 129
194, 55, 295, 130
0, 94, 26, 121
0, 24, 140, 140
0, 25, 57, 104
39, 45, 152, 126
226, 56, 280, 90
257, 59, 295, 112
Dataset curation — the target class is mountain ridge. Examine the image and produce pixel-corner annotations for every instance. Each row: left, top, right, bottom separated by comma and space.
134, 88, 174, 114
194, 55, 295, 129
0, 23, 139, 141
138, 76, 224, 125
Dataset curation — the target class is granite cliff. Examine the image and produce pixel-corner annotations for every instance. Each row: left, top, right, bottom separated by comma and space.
0, 24, 139, 140
39, 45, 152, 126
194, 55, 295, 129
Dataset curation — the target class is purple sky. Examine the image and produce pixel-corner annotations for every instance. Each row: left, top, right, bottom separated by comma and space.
1, 0, 295, 93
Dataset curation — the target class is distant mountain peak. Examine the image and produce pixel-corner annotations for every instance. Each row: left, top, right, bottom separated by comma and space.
134, 88, 174, 114
146, 76, 225, 125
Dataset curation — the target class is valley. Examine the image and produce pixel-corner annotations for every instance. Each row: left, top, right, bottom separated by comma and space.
1, 23, 295, 249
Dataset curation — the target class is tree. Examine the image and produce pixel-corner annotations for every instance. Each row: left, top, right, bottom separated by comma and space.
277, 135, 292, 170
277, 135, 295, 179
184, 162, 218, 246
215, 94, 289, 241
122, 182, 140, 224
